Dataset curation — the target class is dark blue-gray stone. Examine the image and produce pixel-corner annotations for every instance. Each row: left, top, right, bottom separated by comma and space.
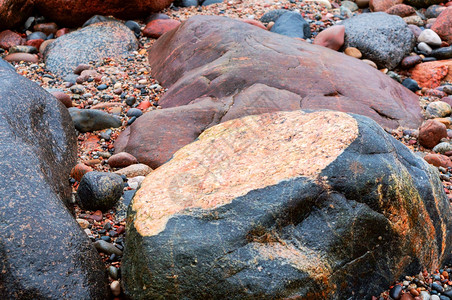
126, 108, 143, 118
270, 11, 311, 39
260, 9, 289, 23
77, 171, 124, 211
201, 0, 223, 5
402, 78, 421, 92
68, 107, 122, 132
342, 12, 416, 69
82, 15, 115, 27
0, 62, 109, 298
27, 31, 47, 40
431, 46, 452, 60
124, 20, 141, 37
175, 0, 198, 7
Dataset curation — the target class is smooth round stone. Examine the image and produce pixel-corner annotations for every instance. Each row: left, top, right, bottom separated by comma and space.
8, 45, 37, 54
402, 78, 421, 92
389, 284, 403, 300
432, 142, 452, 154
341, 1, 359, 11
444, 86, 452, 95
126, 96, 136, 106
124, 20, 141, 37
94, 240, 123, 256
70, 84, 85, 94
51, 91, 72, 108
432, 282, 444, 293
426, 101, 452, 118
27, 31, 47, 41
430, 46, 452, 60
420, 291, 431, 300
82, 15, 114, 27
355, 0, 370, 7
362, 59, 378, 68
400, 55, 422, 69
3, 52, 38, 63
388, 71, 402, 83
403, 15, 424, 26
111, 281, 121, 297
74, 63, 91, 74
97, 83, 108, 90
76, 218, 90, 229
77, 171, 124, 211
176, 0, 198, 7
126, 108, 143, 118
108, 266, 119, 279
418, 41, 433, 54
418, 29, 442, 47
260, 9, 289, 24
431, 294, 440, 300
344, 47, 362, 58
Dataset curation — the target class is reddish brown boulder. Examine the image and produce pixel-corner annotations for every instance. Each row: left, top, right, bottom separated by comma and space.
419, 119, 448, 149
241, 19, 267, 30
33, 0, 174, 27
0, 0, 34, 30
107, 152, 139, 168
33, 22, 58, 35
313, 25, 345, 51
431, 7, 452, 44
424, 153, 452, 168
142, 19, 181, 38
385, 4, 416, 17
0, 29, 24, 50
370, 0, 402, 12
410, 60, 452, 89
51, 91, 72, 108
115, 16, 423, 168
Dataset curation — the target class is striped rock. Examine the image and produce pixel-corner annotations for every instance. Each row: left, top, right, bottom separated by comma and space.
123, 110, 452, 300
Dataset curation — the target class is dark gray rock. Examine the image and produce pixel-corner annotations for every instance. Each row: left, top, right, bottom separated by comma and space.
175, 0, 198, 7
342, 12, 416, 69
404, 0, 445, 8
260, 9, 289, 23
0, 57, 14, 71
68, 108, 122, 133
122, 110, 452, 300
82, 15, 115, 27
0, 62, 109, 298
403, 78, 421, 92
126, 108, 143, 118
124, 20, 141, 37
94, 240, 123, 256
43, 21, 138, 76
201, 0, 223, 5
270, 11, 311, 39
77, 171, 124, 211
27, 31, 47, 40
431, 46, 452, 60
8, 45, 38, 54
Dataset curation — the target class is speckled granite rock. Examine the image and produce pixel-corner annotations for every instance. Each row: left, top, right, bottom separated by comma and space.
43, 21, 138, 76
342, 12, 416, 69
0, 64, 109, 298
33, 0, 174, 27
115, 16, 422, 168
123, 110, 452, 300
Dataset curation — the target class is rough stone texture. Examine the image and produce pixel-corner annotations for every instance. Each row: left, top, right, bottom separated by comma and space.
0, 30, 25, 50
419, 119, 448, 149
0, 0, 34, 30
0, 63, 109, 298
410, 60, 452, 89
431, 7, 452, 44
385, 4, 416, 17
404, 0, 446, 8
123, 110, 452, 300
342, 12, 416, 69
425, 153, 452, 168
115, 16, 422, 168
43, 21, 138, 76
33, 0, 174, 27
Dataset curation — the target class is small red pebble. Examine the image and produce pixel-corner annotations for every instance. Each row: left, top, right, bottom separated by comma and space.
70, 163, 93, 181
137, 100, 151, 110
89, 210, 103, 222
117, 226, 125, 234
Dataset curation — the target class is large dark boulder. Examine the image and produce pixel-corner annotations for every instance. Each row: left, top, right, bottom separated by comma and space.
115, 16, 422, 168
342, 12, 416, 69
0, 65, 109, 298
0, 0, 34, 30
33, 0, 174, 27
123, 110, 452, 299
43, 21, 138, 77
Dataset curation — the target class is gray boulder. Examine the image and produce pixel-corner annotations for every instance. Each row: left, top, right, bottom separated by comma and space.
342, 12, 416, 69
0, 63, 109, 298
43, 21, 138, 76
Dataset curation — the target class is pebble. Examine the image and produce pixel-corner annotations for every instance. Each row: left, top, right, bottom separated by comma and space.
3, 53, 38, 63
400, 55, 422, 69
426, 101, 452, 118
418, 29, 442, 47
344, 47, 362, 58
108, 152, 139, 168
402, 78, 421, 92
389, 284, 403, 300
126, 108, 143, 118
110, 280, 121, 296
362, 59, 378, 68
97, 83, 108, 90
418, 42, 433, 54
432, 142, 452, 154
76, 218, 90, 229
431, 295, 440, 300
108, 266, 119, 279
114, 163, 153, 177
70, 84, 85, 94
94, 240, 123, 256
430, 46, 452, 60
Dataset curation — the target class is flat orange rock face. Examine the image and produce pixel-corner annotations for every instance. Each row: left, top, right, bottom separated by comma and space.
132, 110, 359, 236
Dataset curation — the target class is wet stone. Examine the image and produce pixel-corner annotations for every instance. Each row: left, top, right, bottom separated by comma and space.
94, 240, 123, 256
432, 142, 452, 154
389, 285, 403, 300
108, 266, 119, 279
426, 101, 452, 118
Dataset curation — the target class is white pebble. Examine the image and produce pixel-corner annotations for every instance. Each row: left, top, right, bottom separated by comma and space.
111, 280, 121, 296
